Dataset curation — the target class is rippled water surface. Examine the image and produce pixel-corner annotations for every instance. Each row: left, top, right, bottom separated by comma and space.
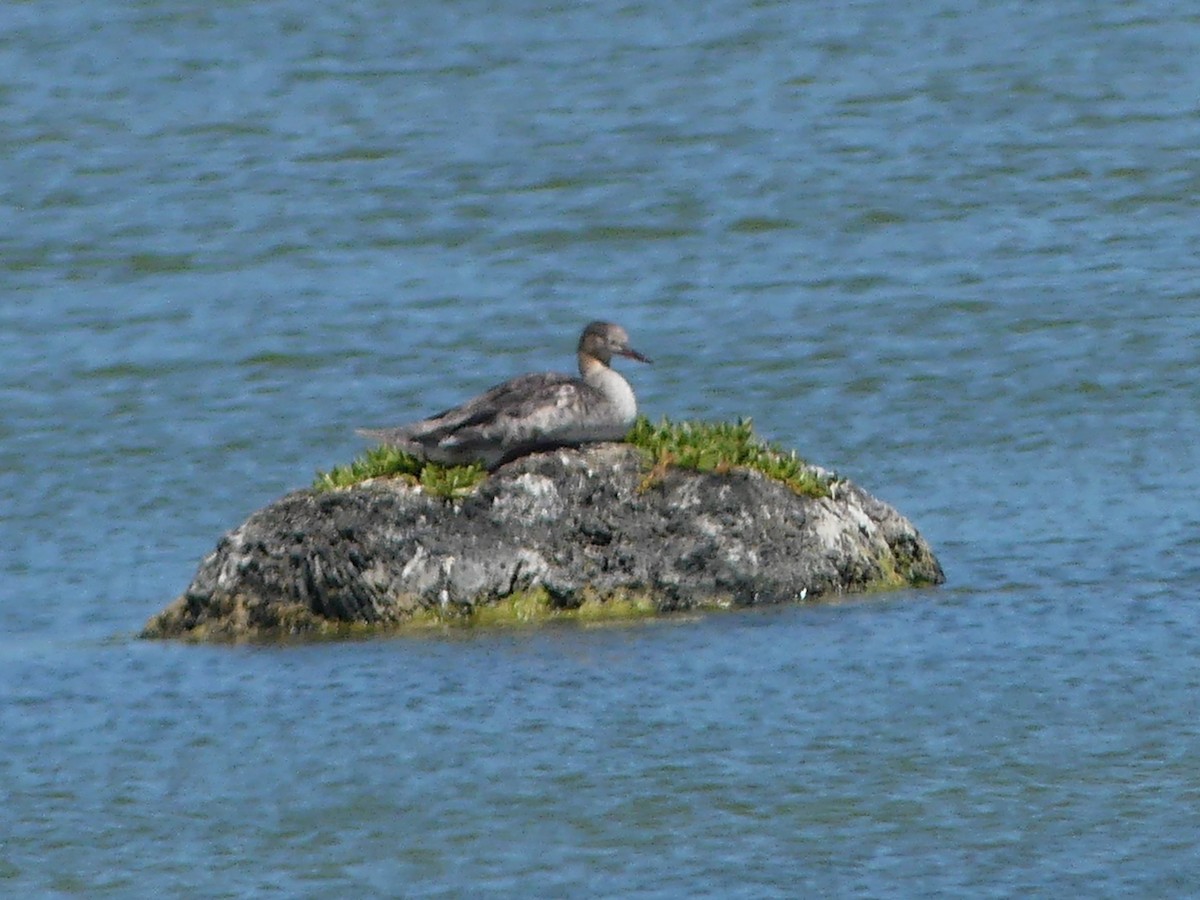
4, 0, 1200, 895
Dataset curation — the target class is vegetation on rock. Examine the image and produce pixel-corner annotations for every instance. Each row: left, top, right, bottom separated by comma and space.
150, 432, 939, 642
316, 416, 833, 499
314, 445, 485, 499
626, 416, 834, 498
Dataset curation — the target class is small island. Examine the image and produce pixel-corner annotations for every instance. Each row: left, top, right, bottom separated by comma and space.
142, 418, 944, 642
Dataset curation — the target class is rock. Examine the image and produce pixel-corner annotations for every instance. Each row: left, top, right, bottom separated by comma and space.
142, 443, 943, 641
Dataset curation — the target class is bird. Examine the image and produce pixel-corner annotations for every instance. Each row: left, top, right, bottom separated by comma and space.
357, 321, 652, 469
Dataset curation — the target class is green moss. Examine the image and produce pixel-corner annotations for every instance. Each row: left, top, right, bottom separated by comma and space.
317, 418, 831, 500
625, 415, 834, 498
314, 446, 486, 499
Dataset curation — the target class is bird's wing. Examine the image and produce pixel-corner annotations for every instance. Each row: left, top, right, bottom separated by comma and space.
361, 373, 579, 442
435, 373, 600, 446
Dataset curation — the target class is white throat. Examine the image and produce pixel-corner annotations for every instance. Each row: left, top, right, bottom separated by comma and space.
582, 360, 638, 425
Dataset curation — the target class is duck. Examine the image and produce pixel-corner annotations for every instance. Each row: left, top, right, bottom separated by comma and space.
357, 321, 652, 469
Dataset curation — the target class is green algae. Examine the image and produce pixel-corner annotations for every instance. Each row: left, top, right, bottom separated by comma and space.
141, 587, 669, 643
407, 587, 661, 630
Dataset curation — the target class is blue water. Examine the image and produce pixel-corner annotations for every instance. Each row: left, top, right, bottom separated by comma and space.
4, 0, 1200, 895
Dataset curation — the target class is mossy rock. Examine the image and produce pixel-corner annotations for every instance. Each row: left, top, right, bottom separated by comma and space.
144, 438, 942, 643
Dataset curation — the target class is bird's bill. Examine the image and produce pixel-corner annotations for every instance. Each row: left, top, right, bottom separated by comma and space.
619, 346, 653, 364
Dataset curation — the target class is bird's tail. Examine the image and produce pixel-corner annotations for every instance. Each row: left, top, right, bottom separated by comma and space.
356, 427, 416, 448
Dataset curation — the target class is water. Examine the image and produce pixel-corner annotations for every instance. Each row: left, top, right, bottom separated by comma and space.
3, 0, 1200, 894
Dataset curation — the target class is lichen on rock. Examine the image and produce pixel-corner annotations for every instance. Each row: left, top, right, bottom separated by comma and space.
142, 443, 943, 642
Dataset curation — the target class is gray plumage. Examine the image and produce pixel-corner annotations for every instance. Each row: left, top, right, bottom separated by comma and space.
358, 321, 651, 469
